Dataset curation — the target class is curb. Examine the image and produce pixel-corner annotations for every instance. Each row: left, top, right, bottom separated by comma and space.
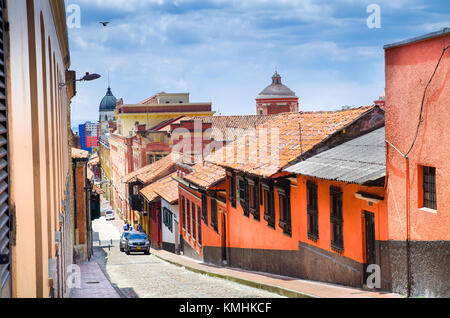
153, 254, 317, 299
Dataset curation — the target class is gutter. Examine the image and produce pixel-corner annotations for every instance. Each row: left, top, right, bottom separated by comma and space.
385, 140, 411, 298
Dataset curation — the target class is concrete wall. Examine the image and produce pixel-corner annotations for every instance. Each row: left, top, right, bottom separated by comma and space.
7, 0, 73, 297
385, 30, 450, 297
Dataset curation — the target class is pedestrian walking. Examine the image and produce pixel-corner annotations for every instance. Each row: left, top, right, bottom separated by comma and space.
123, 222, 130, 232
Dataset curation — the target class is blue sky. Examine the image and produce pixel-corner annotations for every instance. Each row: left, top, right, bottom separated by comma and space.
67, 0, 450, 129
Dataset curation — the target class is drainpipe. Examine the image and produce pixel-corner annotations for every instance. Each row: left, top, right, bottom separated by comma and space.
385, 140, 411, 298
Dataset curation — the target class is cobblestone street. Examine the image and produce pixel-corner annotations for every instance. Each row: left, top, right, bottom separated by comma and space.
91, 215, 284, 298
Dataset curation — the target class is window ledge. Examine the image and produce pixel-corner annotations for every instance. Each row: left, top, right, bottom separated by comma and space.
419, 207, 437, 214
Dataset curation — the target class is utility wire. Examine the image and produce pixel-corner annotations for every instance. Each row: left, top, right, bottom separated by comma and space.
405, 44, 450, 157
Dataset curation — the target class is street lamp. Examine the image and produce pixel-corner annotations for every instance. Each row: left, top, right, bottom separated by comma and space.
59, 72, 101, 88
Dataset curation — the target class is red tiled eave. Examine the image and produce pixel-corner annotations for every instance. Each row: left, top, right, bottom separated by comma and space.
182, 162, 226, 189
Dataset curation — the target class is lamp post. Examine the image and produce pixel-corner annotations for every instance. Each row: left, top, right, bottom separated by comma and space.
59, 72, 101, 88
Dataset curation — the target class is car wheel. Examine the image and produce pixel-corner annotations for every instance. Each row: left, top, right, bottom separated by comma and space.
126, 248, 130, 255
120, 247, 124, 252
144, 250, 150, 255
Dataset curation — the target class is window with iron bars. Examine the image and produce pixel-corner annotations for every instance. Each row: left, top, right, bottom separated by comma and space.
307, 181, 319, 241
330, 187, 343, 252
423, 166, 437, 210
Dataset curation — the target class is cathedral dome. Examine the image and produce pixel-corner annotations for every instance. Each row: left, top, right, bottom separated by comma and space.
257, 72, 297, 99
99, 87, 117, 112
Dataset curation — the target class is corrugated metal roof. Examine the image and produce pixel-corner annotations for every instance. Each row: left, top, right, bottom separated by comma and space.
283, 127, 386, 184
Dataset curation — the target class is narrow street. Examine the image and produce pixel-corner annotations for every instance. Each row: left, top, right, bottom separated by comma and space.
90, 210, 284, 298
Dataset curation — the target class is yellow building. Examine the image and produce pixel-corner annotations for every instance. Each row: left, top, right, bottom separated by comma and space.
3, 0, 76, 298
115, 93, 215, 137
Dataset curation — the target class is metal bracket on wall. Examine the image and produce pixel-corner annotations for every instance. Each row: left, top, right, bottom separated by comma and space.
0, 254, 9, 265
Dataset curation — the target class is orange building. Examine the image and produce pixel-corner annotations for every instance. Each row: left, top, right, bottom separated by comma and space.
208, 106, 385, 288
175, 162, 226, 262
283, 128, 388, 289
384, 28, 450, 297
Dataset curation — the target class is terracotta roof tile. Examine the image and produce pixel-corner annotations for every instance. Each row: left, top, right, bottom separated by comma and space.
207, 106, 375, 177
185, 115, 279, 141
122, 154, 180, 184
182, 162, 226, 189
140, 172, 179, 204
72, 148, 90, 159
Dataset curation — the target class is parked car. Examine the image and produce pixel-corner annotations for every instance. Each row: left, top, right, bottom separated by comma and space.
105, 210, 115, 221
120, 231, 131, 252
124, 232, 151, 255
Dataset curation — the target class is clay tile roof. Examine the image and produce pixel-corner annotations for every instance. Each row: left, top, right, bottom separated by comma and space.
139, 183, 159, 202
122, 154, 180, 184
140, 172, 179, 204
137, 154, 179, 184
207, 106, 375, 178
182, 162, 226, 189
72, 148, 90, 159
183, 115, 279, 141
154, 173, 179, 204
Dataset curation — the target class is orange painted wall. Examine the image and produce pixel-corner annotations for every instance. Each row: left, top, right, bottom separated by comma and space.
385, 32, 450, 241
293, 176, 387, 264
179, 185, 203, 256
225, 175, 388, 264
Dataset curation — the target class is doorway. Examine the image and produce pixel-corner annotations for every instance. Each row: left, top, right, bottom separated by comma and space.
363, 211, 376, 282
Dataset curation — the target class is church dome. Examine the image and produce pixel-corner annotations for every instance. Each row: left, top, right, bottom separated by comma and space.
257, 72, 297, 99
99, 87, 117, 112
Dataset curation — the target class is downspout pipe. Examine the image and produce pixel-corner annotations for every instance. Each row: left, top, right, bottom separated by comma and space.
385, 140, 411, 298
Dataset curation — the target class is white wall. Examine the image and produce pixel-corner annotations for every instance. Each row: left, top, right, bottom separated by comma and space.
161, 199, 179, 245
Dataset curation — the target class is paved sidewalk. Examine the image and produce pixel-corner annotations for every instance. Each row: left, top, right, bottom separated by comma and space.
69, 262, 121, 298
105, 197, 402, 299
151, 249, 402, 298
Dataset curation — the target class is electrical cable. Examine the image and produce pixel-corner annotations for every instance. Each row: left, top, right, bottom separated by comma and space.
405, 44, 450, 157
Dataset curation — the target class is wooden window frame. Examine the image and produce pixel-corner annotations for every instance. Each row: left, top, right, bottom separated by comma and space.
238, 175, 250, 217
201, 194, 208, 224
262, 181, 275, 229
181, 196, 186, 230
248, 178, 260, 221
227, 171, 236, 208
197, 206, 202, 246
186, 198, 191, 235
211, 199, 218, 233
276, 181, 292, 236
307, 181, 319, 241
330, 187, 344, 253
422, 166, 437, 210
192, 202, 196, 240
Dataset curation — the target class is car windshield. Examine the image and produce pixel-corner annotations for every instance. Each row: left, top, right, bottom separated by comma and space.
122, 232, 130, 238
106, 211, 113, 214
129, 234, 147, 240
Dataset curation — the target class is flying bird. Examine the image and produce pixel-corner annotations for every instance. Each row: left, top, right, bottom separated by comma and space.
99, 22, 110, 27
